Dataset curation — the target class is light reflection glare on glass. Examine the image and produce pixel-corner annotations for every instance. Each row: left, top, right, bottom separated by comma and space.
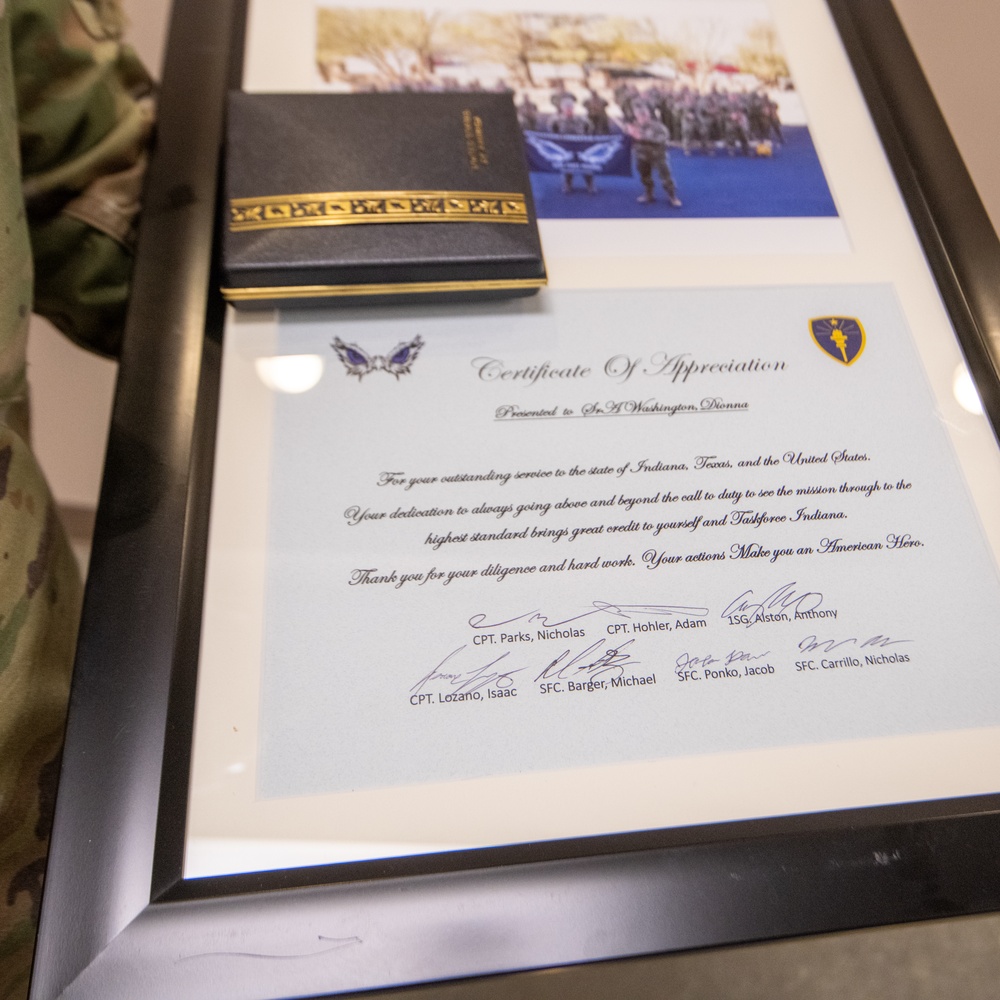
255, 354, 324, 394
953, 364, 984, 416
225, 762, 247, 775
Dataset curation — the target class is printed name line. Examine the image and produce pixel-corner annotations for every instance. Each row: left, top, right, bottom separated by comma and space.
494, 409, 748, 421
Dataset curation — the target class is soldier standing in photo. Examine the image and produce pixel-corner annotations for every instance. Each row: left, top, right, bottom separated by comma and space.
765, 94, 784, 145
680, 92, 700, 155
627, 101, 681, 206
583, 88, 610, 134
550, 95, 595, 194
702, 88, 722, 152
660, 82, 682, 140
613, 80, 639, 123
549, 78, 574, 112
723, 94, 751, 156
747, 88, 767, 142
517, 93, 540, 131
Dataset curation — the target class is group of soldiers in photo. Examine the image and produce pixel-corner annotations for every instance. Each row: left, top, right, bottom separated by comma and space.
519, 79, 784, 154
517, 78, 786, 205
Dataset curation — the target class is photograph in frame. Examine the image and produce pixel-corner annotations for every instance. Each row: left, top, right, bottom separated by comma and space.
312, 1, 837, 222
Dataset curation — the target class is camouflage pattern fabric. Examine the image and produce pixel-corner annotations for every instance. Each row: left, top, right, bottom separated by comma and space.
0, 2, 152, 997
15, 0, 154, 357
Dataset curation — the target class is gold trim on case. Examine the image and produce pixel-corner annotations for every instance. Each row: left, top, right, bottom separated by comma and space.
221, 277, 547, 301
229, 190, 530, 231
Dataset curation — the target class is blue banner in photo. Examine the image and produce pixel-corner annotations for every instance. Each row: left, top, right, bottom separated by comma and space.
522, 130, 633, 176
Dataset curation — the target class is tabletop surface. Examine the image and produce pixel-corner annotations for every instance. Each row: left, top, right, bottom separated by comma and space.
892, 0, 1000, 240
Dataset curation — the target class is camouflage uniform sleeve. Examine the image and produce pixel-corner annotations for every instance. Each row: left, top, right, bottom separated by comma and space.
12, 0, 154, 358
0, 2, 151, 996
0, 440, 80, 1000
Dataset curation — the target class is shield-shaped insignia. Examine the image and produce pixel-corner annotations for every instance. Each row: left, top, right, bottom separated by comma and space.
809, 317, 865, 366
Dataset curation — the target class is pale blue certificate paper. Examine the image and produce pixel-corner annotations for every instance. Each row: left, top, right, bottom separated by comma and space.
257, 285, 1000, 799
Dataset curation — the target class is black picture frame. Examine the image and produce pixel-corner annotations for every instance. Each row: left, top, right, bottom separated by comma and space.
29, 2, 1000, 998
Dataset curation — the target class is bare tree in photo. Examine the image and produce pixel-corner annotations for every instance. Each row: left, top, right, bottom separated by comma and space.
676, 17, 731, 86
443, 12, 551, 87
317, 8, 442, 85
737, 21, 790, 85
544, 15, 679, 72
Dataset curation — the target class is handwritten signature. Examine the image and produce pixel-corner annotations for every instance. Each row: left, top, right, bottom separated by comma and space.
534, 638, 640, 683
798, 634, 912, 653
469, 599, 708, 631
410, 647, 525, 696
674, 648, 770, 675
722, 581, 824, 626
412, 638, 640, 695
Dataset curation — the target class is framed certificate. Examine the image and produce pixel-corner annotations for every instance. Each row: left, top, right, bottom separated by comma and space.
30, 0, 1000, 997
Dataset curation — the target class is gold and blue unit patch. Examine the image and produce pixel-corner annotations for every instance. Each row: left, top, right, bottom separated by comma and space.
809, 316, 865, 365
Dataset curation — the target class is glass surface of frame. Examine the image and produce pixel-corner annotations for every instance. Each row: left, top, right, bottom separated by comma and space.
29, 1, 1000, 998
189, 0, 1000, 874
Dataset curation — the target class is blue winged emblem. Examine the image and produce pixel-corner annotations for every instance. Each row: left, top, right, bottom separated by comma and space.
578, 138, 625, 168
523, 134, 575, 168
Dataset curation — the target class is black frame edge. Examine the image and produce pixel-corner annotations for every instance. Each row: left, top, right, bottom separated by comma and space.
149, 0, 250, 902
32, 810, 1000, 999
29, 0, 241, 996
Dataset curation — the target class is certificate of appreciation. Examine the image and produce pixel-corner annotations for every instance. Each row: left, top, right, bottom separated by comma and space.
250, 284, 1000, 802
